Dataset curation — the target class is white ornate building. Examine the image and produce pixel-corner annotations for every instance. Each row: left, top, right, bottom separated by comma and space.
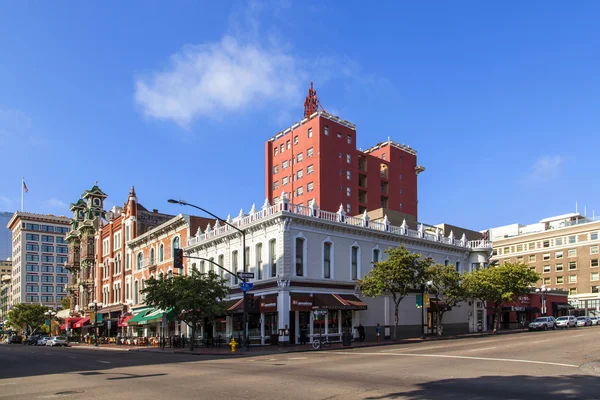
184, 195, 492, 345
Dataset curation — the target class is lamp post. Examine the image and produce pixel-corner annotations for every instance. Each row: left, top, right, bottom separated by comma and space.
168, 199, 249, 351
88, 301, 103, 346
535, 286, 552, 316
45, 310, 56, 335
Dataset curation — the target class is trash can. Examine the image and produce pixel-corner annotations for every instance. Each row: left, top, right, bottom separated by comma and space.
342, 332, 352, 347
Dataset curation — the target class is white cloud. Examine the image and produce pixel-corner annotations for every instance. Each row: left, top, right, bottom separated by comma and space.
43, 198, 67, 210
135, 36, 305, 127
528, 155, 564, 182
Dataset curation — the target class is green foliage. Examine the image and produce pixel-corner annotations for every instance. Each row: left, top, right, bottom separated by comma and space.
6, 303, 48, 335
426, 263, 466, 335
359, 245, 433, 339
463, 263, 540, 332
142, 270, 230, 350
60, 296, 71, 311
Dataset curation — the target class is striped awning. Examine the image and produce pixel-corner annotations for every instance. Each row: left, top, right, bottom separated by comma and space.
313, 294, 368, 310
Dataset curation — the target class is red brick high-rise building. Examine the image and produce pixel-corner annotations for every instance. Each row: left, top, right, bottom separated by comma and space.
265, 83, 423, 220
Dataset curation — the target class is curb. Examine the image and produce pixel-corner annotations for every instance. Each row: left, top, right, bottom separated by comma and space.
69, 329, 530, 356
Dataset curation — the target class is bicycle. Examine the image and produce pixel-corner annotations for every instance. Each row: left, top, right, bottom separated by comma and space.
311, 335, 331, 350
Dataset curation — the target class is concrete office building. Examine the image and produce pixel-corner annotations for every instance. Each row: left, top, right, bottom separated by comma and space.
487, 212, 600, 317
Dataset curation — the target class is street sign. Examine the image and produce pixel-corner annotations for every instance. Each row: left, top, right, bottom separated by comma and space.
240, 282, 254, 292
237, 272, 255, 279
416, 294, 423, 308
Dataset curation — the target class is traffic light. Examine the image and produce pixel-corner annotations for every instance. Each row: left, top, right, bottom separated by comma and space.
174, 248, 184, 269
247, 293, 255, 308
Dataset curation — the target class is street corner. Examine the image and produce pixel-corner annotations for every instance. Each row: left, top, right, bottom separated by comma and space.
579, 361, 600, 376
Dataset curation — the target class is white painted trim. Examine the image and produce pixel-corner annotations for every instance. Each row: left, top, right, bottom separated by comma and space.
350, 241, 361, 280
293, 232, 308, 277
322, 236, 335, 280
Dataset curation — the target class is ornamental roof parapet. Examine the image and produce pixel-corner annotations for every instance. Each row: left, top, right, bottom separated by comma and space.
186, 200, 492, 252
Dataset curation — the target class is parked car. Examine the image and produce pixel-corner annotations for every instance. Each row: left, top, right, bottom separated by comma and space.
8, 335, 23, 344
528, 316, 556, 331
590, 317, 599, 326
37, 336, 52, 346
46, 336, 69, 347
23, 335, 41, 345
576, 316, 593, 327
555, 316, 577, 329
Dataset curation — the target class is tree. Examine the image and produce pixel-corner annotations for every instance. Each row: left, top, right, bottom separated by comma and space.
463, 263, 539, 333
142, 270, 230, 351
359, 246, 432, 340
60, 296, 71, 311
5, 304, 48, 335
426, 264, 466, 336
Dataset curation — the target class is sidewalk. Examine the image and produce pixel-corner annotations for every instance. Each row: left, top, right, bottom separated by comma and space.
70, 328, 528, 356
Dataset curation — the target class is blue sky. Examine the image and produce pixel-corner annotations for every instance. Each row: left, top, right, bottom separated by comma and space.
1, 1, 599, 231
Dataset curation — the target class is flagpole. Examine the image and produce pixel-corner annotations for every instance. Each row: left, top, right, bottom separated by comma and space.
21, 177, 24, 212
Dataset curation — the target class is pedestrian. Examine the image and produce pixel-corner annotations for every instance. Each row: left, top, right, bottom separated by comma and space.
358, 324, 365, 342
376, 323, 381, 343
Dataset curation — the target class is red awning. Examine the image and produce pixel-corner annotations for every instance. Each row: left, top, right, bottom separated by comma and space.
118, 315, 134, 327
72, 317, 90, 328
60, 323, 67, 330
227, 299, 244, 313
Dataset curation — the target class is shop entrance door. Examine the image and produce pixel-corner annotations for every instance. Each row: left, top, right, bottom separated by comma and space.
289, 311, 296, 344
299, 311, 310, 345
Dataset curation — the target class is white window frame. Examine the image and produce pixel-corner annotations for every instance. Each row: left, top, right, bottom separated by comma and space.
591, 245, 599, 255
294, 233, 307, 277
350, 242, 361, 280
322, 237, 334, 279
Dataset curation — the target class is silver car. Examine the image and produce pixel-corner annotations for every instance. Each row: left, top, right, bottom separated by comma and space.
590, 317, 599, 326
46, 336, 69, 347
37, 336, 51, 346
576, 316, 593, 327
528, 316, 556, 331
555, 316, 577, 328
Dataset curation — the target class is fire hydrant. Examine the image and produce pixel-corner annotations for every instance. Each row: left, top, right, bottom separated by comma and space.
229, 337, 238, 352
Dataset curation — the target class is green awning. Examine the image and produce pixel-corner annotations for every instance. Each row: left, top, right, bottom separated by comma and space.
128, 308, 177, 326
127, 308, 154, 326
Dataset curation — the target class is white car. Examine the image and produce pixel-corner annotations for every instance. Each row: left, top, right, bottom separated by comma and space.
45, 336, 68, 347
37, 336, 51, 346
590, 317, 599, 326
555, 316, 577, 328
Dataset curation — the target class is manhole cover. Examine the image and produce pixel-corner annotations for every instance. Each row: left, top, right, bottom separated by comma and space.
579, 361, 600, 376
56, 391, 84, 395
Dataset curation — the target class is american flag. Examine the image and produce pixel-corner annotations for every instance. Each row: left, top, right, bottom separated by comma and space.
23, 181, 28, 193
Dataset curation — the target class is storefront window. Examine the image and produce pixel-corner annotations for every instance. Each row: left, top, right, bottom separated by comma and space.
314, 314, 325, 335
264, 313, 278, 335
328, 310, 339, 334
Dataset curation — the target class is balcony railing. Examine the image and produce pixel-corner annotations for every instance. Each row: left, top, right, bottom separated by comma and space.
186, 198, 494, 251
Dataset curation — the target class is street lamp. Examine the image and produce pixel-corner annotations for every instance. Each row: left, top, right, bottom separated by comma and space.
168, 199, 250, 351
45, 310, 56, 335
88, 301, 103, 346
535, 286, 552, 315
420, 281, 433, 339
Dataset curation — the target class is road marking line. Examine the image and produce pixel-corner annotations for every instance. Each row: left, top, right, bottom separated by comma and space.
571, 334, 585, 338
45, 353, 52, 356
535, 339, 550, 343
0, 383, 16, 386
97, 360, 110, 364
382, 341, 495, 353
332, 352, 579, 368
288, 357, 308, 360
467, 347, 497, 352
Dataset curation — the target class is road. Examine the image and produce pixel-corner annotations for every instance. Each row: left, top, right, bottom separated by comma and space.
0, 327, 599, 399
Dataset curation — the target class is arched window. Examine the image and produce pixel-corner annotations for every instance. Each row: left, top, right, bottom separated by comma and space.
324, 241, 332, 279
150, 248, 155, 265
269, 240, 276, 278
137, 252, 143, 270
351, 245, 360, 280
159, 244, 164, 262
295, 237, 305, 277
172, 237, 180, 257
134, 281, 139, 304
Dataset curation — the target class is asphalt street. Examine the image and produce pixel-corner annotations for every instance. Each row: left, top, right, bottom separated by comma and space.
0, 327, 599, 400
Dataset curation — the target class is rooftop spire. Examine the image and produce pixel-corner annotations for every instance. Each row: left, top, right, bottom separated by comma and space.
303, 81, 324, 118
